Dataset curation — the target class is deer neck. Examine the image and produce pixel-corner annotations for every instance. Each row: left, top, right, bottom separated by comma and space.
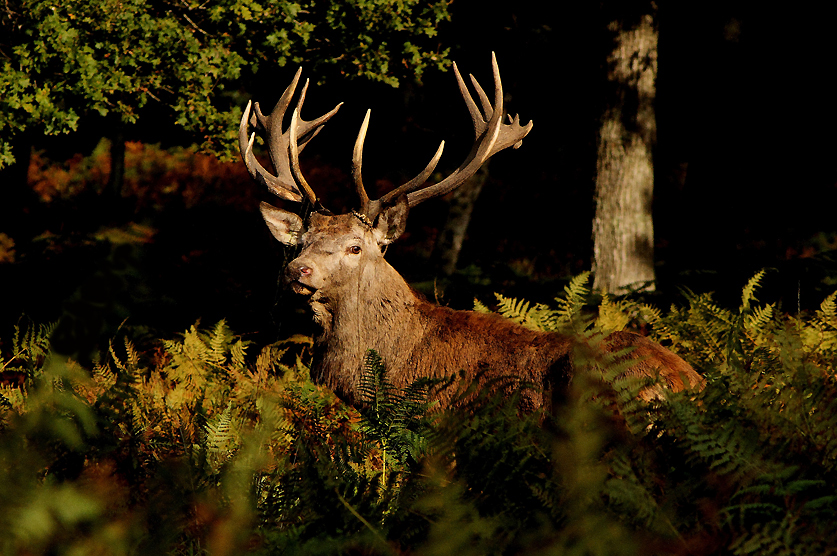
310, 257, 423, 404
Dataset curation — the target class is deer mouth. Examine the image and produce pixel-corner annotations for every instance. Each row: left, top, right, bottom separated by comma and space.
290, 280, 317, 297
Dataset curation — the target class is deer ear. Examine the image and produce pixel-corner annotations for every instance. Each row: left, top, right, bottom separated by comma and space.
260, 202, 303, 246
374, 196, 409, 245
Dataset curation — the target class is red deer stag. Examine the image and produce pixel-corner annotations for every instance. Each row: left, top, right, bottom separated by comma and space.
239, 54, 702, 413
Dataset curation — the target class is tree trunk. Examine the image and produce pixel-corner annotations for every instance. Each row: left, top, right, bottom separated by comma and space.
592, 10, 658, 294
108, 125, 126, 201
432, 163, 489, 276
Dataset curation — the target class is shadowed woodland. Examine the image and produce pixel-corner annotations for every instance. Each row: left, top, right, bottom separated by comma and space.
1, 1, 835, 343
2, 0, 837, 554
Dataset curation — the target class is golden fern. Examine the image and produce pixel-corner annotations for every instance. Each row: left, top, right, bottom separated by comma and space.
472, 298, 491, 314
746, 304, 776, 336
808, 291, 837, 357
494, 293, 534, 326
595, 294, 634, 334
740, 269, 767, 312
553, 271, 592, 330
819, 291, 837, 326
492, 272, 593, 334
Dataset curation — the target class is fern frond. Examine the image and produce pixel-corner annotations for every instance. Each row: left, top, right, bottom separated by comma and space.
553, 271, 591, 331
667, 397, 771, 481
161, 338, 181, 355
815, 291, 837, 331
204, 402, 240, 472
688, 292, 735, 360
205, 403, 236, 452
123, 337, 141, 372
12, 319, 55, 361
492, 294, 558, 332
596, 294, 632, 333
108, 340, 128, 374
528, 303, 561, 332
357, 350, 433, 476
91, 361, 117, 389
3, 318, 55, 375
740, 270, 767, 312
494, 293, 531, 325
0, 385, 26, 413
745, 304, 776, 339
565, 271, 592, 301
473, 298, 491, 314
230, 339, 247, 370
208, 319, 233, 365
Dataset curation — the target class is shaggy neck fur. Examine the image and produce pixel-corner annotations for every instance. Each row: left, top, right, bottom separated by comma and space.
310, 255, 424, 406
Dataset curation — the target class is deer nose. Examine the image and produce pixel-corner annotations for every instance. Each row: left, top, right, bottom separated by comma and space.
287, 259, 315, 281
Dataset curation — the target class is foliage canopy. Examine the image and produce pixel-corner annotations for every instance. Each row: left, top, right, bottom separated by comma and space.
0, 0, 450, 167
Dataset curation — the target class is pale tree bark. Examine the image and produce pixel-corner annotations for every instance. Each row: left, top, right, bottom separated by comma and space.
593, 10, 658, 294
432, 163, 489, 276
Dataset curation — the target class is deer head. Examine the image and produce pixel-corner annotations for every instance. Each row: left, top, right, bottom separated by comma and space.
240, 53, 533, 322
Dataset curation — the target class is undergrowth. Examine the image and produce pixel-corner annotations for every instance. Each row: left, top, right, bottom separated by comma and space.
2, 272, 837, 555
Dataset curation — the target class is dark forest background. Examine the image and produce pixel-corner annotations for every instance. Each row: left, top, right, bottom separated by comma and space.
1, 0, 835, 356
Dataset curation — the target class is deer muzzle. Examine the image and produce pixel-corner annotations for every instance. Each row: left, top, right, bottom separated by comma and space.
286, 262, 318, 296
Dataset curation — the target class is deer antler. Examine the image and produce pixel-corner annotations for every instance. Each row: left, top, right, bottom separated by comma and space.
239, 68, 342, 206
352, 52, 533, 220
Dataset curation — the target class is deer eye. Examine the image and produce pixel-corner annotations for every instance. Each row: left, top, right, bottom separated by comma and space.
348, 245, 362, 255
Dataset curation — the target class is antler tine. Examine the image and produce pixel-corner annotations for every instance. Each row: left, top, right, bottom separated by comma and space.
356, 53, 530, 219
239, 100, 302, 202
403, 52, 532, 209
293, 78, 344, 153
370, 139, 445, 213
385, 141, 445, 197
455, 62, 484, 136
239, 67, 342, 208
360, 55, 512, 219
352, 109, 372, 214
354, 109, 445, 218
275, 67, 304, 120
469, 72, 495, 125
259, 69, 305, 197
289, 108, 319, 206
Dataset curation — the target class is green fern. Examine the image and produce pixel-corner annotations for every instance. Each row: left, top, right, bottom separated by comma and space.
357, 350, 434, 483
205, 402, 239, 471
728, 511, 835, 556
2, 318, 56, 378
5, 275, 837, 555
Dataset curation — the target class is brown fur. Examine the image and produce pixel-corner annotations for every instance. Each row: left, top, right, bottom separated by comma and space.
246, 57, 702, 413
263, 210, 703, 413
